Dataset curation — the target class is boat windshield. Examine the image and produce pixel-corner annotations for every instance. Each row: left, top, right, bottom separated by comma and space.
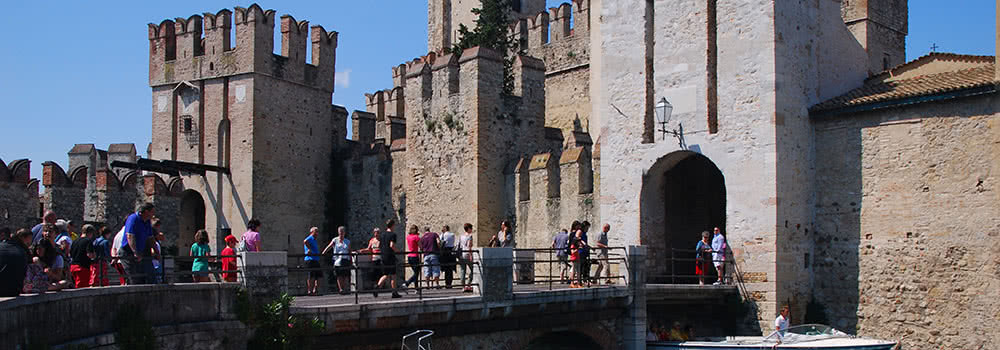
762, 324, 848, 344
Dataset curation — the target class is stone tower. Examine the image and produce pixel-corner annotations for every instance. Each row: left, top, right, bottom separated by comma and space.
841, 0, 908, 74
401, 47, 549, 244
148, 5, 340, 252
428, 0, 547, 51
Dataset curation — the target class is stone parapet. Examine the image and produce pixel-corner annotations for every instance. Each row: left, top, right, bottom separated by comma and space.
479, 248, 514, 302
239, 251, 289, 297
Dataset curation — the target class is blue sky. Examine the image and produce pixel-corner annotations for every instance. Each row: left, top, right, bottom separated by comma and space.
0, 1, 996, 184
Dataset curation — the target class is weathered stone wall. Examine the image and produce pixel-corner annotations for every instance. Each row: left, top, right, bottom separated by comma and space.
149, 5, 339, 253
773, 0, 870, 327
401, 48, 548, 244
341, 142, 398, 246
813, 94, 1000, 349
595, 0, 871, 332
0, 283, 246, 350
0, 159, 38, 231
517, 1, 593, 138
841, 0, 908, 74
515, 146, 596, 252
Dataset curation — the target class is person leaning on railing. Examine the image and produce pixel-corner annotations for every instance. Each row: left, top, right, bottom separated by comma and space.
321, 226, 352, 295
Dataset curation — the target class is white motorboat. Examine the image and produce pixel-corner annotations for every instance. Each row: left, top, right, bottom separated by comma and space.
648, 324, 897, 350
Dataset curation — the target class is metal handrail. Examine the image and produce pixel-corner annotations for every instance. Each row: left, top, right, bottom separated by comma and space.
287, 250, 483, 303
401, 329, 433, 350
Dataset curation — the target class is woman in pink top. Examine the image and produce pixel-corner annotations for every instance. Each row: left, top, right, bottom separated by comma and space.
242, 218, 262, 252
403, 225, 421, 289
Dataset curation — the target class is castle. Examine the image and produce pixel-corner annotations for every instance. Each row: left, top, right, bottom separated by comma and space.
3, 0, 999, 347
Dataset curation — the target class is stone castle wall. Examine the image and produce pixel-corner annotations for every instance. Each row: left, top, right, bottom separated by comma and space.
149, 5, 340, 253
813, 94, 1000, 349
773, 0, 870, 329
841, 0, 908, 74
0, 159, 39, 231
514, 0, 593, 138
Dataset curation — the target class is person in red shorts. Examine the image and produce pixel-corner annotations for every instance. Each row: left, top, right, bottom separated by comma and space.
695, 231, 713, 285
221, 235, 238, 282
69, 224, 97, 288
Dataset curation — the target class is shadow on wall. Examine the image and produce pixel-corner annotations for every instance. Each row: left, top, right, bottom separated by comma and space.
812, 116, 865, 332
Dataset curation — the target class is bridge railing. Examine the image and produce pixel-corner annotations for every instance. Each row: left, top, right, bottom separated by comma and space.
286, 250, 483, 303
649, 248, 754, 301
511, 247, 629, 289
44, 254, 242, 290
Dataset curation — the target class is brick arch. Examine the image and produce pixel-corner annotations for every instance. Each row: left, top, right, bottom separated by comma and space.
42, 161, 71, 187
121, 171, 140, 190
0, 158, 9, 182
9, 159, 31, 183
167, 176, 185, 196
69, 166, 88, 188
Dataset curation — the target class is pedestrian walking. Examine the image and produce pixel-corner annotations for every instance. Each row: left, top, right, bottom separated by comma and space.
375, 219, 401, 298
190, 230, 212, 283
552, 229, 571, 283
457, 223, 475, 293
403, 225, 421, 289
593, 223, 613, 284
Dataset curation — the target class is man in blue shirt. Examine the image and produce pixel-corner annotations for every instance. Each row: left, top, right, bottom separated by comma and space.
303, 227, 322, 295
120, 202, 156, 284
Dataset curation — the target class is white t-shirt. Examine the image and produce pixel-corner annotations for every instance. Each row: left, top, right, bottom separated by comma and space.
441, 231, 456, 248
711, 233, 726, 265
111, 227, 125, 257
775, 314, 788, 332
458, 234, 474, 260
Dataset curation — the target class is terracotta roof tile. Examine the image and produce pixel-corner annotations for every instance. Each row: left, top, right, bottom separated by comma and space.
811, 59, 996, 114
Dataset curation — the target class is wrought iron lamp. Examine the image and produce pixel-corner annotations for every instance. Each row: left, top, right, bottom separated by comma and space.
654, 97, 673, 140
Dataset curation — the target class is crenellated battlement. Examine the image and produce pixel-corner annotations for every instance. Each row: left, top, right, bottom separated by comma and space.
511, 0, 590, 56
148, 4, 338, 92
513, 144, 594, 204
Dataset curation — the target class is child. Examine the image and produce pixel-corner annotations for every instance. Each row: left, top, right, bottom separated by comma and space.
221, 235, 238, 282
190, 230, 212, 283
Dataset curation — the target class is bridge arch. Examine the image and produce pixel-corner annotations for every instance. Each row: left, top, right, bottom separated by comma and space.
523, 331, 603, 350
641, 151, 726, 283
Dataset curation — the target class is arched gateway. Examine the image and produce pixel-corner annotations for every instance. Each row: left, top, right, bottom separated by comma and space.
641, 151, 726, 283
177, 189, 206, 256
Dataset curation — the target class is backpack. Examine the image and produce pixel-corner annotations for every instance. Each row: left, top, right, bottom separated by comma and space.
236, 237, 248, 253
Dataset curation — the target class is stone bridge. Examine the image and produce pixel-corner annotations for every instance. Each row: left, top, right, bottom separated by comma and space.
1, 246, 745, 350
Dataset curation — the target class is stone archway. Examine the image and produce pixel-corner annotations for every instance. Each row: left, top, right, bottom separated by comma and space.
641, 151, 726, 284
523, 331, 602, 350
177, 189, 206, 256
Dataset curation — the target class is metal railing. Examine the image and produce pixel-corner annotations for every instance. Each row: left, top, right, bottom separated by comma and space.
652, 248, 754, 300
27, 254, 242, 292
510, 247, 629, 289
286, 250, 483, 303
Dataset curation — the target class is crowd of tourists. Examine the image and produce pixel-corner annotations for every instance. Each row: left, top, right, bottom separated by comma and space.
0, 203, 245, 297
293, 218, 619, 297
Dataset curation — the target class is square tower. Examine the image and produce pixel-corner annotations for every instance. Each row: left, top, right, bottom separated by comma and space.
841, 0, 908, 74
148, 5, 340, 252
428, 0, 547, 51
